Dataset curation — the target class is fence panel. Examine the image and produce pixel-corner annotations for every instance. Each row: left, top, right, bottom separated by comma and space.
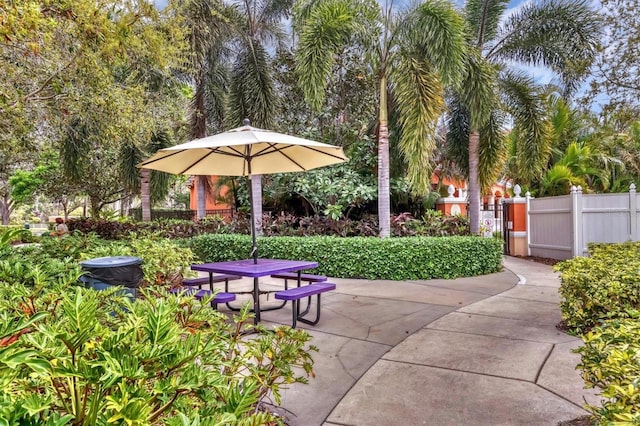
528, 195, 573, 260
581, 193, 632, 253
525, 185, 639, 260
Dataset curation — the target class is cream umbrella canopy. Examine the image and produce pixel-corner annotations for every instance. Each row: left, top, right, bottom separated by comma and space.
138, 119, 348, 262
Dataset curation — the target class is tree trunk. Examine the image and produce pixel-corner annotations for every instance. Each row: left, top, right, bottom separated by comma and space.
141, 168, 151, 221
196, 176, 206, 219
192, 77, 208, 221
378, 76, 391, 238
0, 194, 10, 225
250, 175, 263, 236
89, 196, 101, 218
468, 130, 481, 235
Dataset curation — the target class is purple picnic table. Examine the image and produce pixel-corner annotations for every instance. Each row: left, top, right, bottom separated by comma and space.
191, 259, 318, 323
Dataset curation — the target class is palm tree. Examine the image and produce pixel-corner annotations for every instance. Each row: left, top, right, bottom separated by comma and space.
179, 0, 291, 224
294, 0, 466, 237
446, 0, 600, 234
224, 0, 293, 235
177, 0, 234, 219
122, 131, 174, 221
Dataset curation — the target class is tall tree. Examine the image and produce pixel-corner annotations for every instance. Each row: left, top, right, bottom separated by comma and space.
2, 0, 184, 219
294, 0, 466, 237
224, 0, 293, 236
446, 0, 600, 234
584, 0, 640, 116
176, 0, 233, 219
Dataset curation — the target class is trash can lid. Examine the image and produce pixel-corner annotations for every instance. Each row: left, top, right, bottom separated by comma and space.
80, 256, 142, 268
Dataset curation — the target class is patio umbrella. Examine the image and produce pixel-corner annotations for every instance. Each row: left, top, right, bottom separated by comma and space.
138, 119, 348, 263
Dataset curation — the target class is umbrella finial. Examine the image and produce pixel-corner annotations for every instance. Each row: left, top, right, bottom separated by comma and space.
243, 118, 251, 126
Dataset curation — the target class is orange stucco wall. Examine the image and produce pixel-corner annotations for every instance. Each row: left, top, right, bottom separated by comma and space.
436, 201, 467, 216
511, 203, 527, 231
189, 177, 232, 211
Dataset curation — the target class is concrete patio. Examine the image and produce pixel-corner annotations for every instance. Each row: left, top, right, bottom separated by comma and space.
215, 256, 600, 425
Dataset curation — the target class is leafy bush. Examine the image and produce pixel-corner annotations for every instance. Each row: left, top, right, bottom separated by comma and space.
186, 234, 502, 280
0, 275, 316, 424
24, 232, 197, 288
129, 236, 196, 286
0, 227, 33, 251
68, 211, 470, 240
575, 312, 640, 424
556, 242, 640, 334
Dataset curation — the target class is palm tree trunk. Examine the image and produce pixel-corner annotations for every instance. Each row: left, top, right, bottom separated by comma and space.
140, 168, 151, 221
192, 79, 208, 220
250, 175, 262, 236
196, 176, 206, 219
378, 75, 391, 238
468, 130, 481, 235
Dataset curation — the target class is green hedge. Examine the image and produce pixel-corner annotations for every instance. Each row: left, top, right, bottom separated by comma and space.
186, 234, 503, 280
557, 241, 640, 334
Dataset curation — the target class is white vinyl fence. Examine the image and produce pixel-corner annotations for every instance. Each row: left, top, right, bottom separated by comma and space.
527, 184, 639, 260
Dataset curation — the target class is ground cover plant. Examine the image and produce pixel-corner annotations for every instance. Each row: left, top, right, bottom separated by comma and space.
556, 242, 640, 425
575, 312, 640, 424
67, 211, 470, 240
556, 241, 640, 334
0, 236, 317, 425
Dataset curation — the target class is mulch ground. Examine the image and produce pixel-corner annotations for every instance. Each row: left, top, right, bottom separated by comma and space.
512, 255, 562, 266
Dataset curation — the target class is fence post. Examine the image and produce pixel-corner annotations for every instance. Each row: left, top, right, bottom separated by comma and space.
571, 186, 584, 257
525, 191, 531, 256
630, 183, 637, 241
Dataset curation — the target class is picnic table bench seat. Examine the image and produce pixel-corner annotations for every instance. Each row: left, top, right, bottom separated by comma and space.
183, 274, 242, 289
274, 282, 336, 329
171, 287, 236, 309
270, 272, 327, 287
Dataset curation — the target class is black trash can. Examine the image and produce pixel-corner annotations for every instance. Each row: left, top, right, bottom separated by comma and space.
79, 256, 143, 299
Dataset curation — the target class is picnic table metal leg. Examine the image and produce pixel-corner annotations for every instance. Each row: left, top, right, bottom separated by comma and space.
224, 278, 242, 311
253, 276, 260, 324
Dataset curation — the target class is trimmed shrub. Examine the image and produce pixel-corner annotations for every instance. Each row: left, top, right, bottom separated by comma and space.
556, 242, 640, 334
575, 313, 640, 424
186, 234, 503, 280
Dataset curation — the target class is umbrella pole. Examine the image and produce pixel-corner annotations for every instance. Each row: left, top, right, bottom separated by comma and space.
248, 175, 258, 264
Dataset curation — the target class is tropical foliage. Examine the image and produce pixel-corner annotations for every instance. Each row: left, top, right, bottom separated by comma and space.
0, 234, 316, 424
445, 0, 600, 233
293, 0, 467, 237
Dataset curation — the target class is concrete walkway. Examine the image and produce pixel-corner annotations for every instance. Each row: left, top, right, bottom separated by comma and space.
248, 256, 600, 425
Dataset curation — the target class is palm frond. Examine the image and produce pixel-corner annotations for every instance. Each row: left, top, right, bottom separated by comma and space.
499, 69, 551, 184
488, 0, 601, 94
477, 110, 508, 192
148, 131, 173, 204
60, 118, 94, 183
445, 95, 471, 174
120, 141, 143, 194
294, 0, 378, 111
392, 57, 445, 195
539, 163, 579, 196
445, 97, 507, 192
227, 42, 277, 128
403, 0, 467, 87
457, 52, 498, 129
463, 0, 509, 47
